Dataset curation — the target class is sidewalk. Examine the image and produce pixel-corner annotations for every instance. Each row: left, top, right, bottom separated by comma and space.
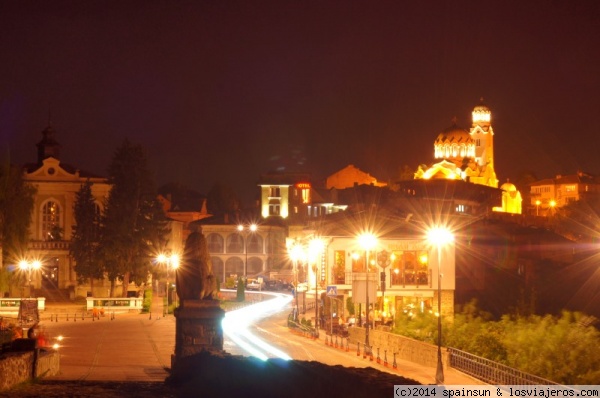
39, 293, 175, 382
311, 328, 483, 385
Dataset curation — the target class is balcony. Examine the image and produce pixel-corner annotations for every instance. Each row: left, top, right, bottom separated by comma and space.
28, 240, 71, 250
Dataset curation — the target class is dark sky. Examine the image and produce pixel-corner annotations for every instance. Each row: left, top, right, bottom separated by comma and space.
1, 0, 599, 204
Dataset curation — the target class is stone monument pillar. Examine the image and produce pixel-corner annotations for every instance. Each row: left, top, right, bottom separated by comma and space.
171, 224, 224, 373
172, 299, 224, 369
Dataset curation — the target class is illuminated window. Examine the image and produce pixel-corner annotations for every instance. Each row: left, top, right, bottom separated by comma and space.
564, 185, 576, 193
269, 187, 281, 197
269, 201, 280, 216
42, 200, 62, 241
391, 250, 429, 286
301, 188, 310, 204
333, 251, 346, 284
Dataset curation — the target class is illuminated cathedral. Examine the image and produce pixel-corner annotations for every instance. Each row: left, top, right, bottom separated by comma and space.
414, 100, 522, 214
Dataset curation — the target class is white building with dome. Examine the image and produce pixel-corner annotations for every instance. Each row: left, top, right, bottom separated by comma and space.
414, 100, 521, 214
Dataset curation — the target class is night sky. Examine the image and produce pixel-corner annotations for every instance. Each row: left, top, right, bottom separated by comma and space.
1, 1, 599, 204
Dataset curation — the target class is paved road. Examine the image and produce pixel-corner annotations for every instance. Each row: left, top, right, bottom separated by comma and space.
236, 304, 483, 385
32, 294, 480, 385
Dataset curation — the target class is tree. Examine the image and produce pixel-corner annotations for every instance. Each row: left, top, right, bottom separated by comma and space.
0, 162, 36, 267
98, 140, 168, 297
236, 276, 245, 302
71, 180, 103, 294
207, 182, 241, 216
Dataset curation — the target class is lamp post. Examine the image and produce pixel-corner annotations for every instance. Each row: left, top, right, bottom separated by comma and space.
427, 227, 454, 385
535, 200, 541, 216
18, 259, 42, 298
358, 233, 377, 356
309, 238, 324, 335
238, 224, 257, 278
549, 200, 556, 217
157, 253, 180, 316
289, 241, 305, 321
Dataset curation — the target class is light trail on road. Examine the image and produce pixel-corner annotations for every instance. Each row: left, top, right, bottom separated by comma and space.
222, 291, 293, 361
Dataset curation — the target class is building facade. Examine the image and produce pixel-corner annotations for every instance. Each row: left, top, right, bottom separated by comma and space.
20, 125, 111, 295
529, 172, 600, 216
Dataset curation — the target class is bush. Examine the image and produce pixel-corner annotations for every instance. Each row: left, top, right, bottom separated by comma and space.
236, 277, 245, 302
142, 288, 152, 313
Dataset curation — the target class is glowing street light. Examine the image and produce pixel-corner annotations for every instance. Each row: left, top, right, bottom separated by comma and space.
309, 238, 324, 334
427, 226, 454, 385
19, 259, 42, 298
358, 233, 377, 356
535, 200, 541, 216
156, 252, 180, 315
238, 224, 258, 278
549, 200, 557, 217
288, 240, 306, 321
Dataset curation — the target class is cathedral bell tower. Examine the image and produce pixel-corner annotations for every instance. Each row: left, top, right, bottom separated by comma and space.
469, 99, 498, 188
36, 124, 61, 164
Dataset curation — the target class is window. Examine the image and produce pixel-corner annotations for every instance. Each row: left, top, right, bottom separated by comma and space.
247, 234, 263, 254
207, 233, 224, 253
269, 187, 281, 197
301, 188, 310, 204
390, 250, 429, 286
269, 203, 280, 216
333, 251, 346, 284
42, 200, 62, 241
226, 233, 244, 253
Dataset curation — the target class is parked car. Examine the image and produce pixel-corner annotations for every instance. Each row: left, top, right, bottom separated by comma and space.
265, 280, 283, 291
246, 278, 264, 291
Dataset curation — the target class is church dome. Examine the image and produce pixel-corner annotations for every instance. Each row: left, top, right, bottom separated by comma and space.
500, 181, 517, 192
433, 122, 476, 163
435, 123, 473, 145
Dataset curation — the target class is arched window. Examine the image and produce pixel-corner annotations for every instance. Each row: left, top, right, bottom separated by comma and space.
226, 233, 243, 253
225, 257, 243, 276
211, 257, 224, 280
247, 234, 263, 254
207, 233, 224, 253
42, 200, 62, 241
247, 257, 263, 274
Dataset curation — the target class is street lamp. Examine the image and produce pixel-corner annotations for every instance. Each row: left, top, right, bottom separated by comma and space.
535, 200, 541, 216
427, 227, 454, 385
156, 253, 180, 315
288, 241, 306, 321
358, 233, 377, 356
238, 224, 258, 278
18, 259, 42, 298
309, 238, 324, 334
549, 200, 557, 217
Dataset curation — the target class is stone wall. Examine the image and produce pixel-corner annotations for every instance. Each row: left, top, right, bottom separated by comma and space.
347, 327, 449, 368
36, 349, 60, 378
0, 349, 60, 391
0, 351, 33, 391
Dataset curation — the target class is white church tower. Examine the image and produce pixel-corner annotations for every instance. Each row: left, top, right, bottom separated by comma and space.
469, 99, 498, 188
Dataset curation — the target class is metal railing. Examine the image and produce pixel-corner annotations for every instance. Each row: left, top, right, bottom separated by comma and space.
449, 347, 558, 385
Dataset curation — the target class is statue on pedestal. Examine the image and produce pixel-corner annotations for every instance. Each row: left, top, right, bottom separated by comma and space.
175, 224, 217, 305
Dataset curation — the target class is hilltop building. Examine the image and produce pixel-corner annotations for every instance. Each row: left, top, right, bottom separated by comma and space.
414, 100, 522, 214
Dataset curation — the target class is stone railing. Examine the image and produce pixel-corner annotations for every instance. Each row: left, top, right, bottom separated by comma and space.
28, 240, 70, 250
0, 297, 46, 312
347, 326, 449, 368
86, 297, 143, 312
